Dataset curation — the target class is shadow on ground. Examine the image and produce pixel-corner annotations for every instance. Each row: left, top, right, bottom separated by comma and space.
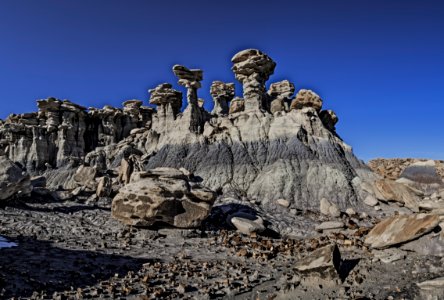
0, 236, 153, 298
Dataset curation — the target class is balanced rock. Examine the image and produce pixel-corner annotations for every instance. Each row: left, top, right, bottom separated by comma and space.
290, 89, 323, 112
0, 156, 32, 201
365, 213, 440, 249
231, 49, 276, 112
111, 168, 217, 228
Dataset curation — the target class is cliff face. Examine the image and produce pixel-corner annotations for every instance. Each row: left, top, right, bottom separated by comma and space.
0, 49, 376, 210
0, 98, 153, 172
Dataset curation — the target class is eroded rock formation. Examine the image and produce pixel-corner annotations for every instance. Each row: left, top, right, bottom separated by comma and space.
210, 81, 235, 115
0, 97, 153, 173
111, 168, 217, 228
231, 49, 276, 112
0, 48, 380, 211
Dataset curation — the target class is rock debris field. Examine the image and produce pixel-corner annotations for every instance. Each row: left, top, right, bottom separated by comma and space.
0, 49, 444, 299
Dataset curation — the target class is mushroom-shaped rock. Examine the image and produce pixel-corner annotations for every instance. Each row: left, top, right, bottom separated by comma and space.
172, 65, 203, 89
122, 99, 143, 114
229, 97, 245, 114
149, 83, 183, 117
267, 80, 295, 113
319, 110, 338, 131
290, 89, 323, 112
231, 49, 276, 112
172, 65, 207, 133
210, 81, 235, 115
111, 168, 217, 228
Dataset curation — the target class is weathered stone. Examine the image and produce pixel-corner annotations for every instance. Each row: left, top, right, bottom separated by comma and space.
364, 195, 379, 207
290, 89, 323, 112
276, 198, 290, 208
373, 179, 419, 211
230, 216, 265, 235
319, 110, 338, 131
210, 81, 235, 115
228, 97, 245, 114
400, 160, 443, 185
73, 165, 97, 189
0, 156, 32, 201
111, 168, 217, 228
320, 198, 340, 217
401, 231, 444, 257
315, 221, 344, 232
295, 244, 341, 279
118, 158, 133, 185
0, 97, 152, 173
416, 277, 444, 300
267, 80, 295, 113
231, 49, 276, 112
96, 176, 112, 198
172, 65, 207, 133
365, 214, 440, 249
149, 83, 182, 133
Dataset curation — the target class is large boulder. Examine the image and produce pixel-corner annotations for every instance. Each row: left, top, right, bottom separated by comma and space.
365, 214, 440, 249
0, 156, 32, 201
111, 168, 217, 228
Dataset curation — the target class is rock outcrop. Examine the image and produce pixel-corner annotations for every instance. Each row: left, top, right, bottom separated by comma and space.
365, 214, 440, 249
0, 156, 32, 201
368, 158, 444, 182
290, 89, 323, 112
210, 81, 235, 115
231, 49, 276, 112
267, 80, 295, 114
0, 48, 385, 212
0, 97, 153, 173
111, 168, 217, 228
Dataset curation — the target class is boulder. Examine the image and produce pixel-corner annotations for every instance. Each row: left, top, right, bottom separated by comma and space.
96, 176, 112, 198
0, 156, 32, 201
111, 168, 217, 228
315, 221, 344, 232
373, 179, 420, 211
365, 214, 440, 249
230, 216, 265, 235
295, 244, 341, 280
73, 165, 97, 189
401, 231, 444, 257
320, 198, 341, 218
364, 195, 379, 207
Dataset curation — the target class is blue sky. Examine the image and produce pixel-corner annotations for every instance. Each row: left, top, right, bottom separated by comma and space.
0, 0, 443, 161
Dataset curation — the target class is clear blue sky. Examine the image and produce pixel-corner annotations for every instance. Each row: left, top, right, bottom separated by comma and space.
0, 0, 443, 161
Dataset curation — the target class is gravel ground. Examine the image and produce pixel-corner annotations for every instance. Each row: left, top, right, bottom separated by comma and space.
0, 197, 443, 299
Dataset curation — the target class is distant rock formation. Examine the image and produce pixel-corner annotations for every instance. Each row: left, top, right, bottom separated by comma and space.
368, 158, 444, 183
0, 97, 153, 172
0, 48, 378, 210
